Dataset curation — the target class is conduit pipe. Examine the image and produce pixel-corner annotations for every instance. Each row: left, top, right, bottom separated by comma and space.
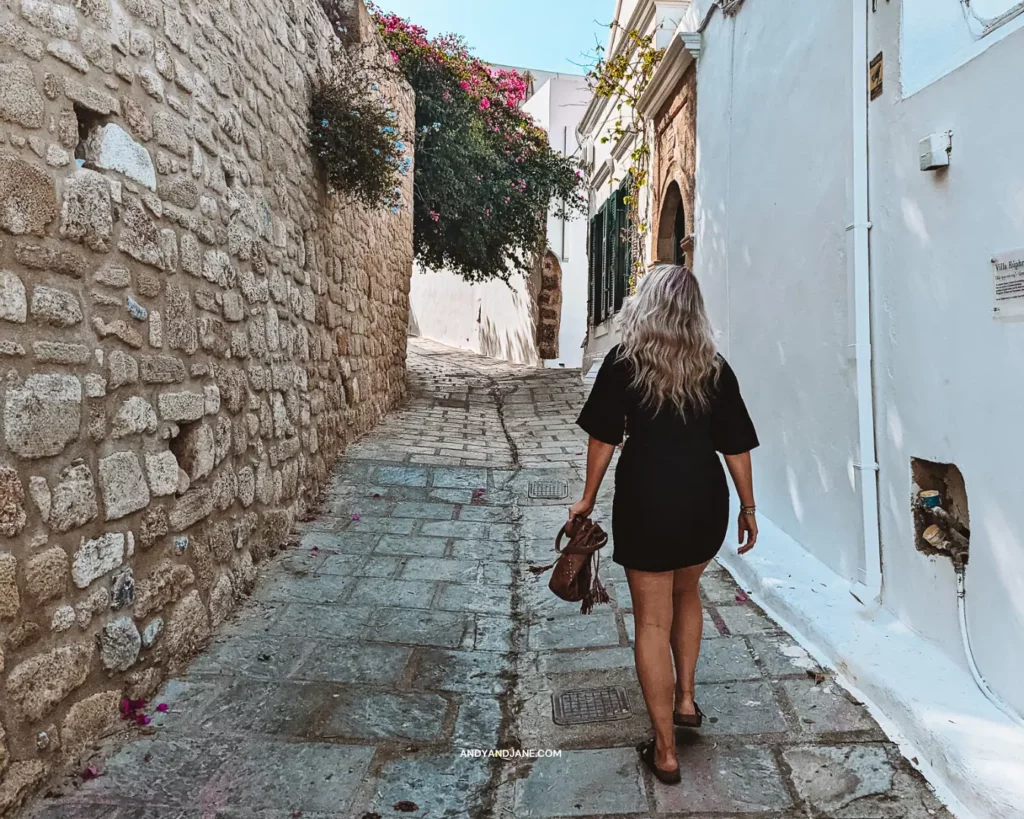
850, 0, 883, 605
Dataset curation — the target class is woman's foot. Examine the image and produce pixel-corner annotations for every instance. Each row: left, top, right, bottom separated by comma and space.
638, 739, 681, 784
673, 692, 703, 728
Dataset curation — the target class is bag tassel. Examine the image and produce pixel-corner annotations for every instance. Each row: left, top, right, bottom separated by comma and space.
528, 562, 555, 575
580, 580, 610, 614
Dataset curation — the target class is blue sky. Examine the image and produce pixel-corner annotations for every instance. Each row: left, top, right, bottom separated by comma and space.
374, 0, 613, 75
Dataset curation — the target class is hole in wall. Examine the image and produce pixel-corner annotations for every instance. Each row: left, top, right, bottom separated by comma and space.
73, 103, 110, 165
911, 457, 971, 560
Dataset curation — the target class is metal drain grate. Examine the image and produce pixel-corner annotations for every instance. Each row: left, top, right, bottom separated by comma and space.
528, 479, 569, 500
552, 687, 632, 726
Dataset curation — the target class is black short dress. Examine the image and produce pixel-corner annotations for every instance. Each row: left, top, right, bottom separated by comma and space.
577, 346, 759, 572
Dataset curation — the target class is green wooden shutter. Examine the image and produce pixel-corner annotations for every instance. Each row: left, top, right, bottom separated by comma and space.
603, 197, 615, 321
614, 188, 629, 311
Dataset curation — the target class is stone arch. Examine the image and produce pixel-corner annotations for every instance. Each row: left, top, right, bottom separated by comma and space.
655, 180, 687, 265
535, 251, 562, 360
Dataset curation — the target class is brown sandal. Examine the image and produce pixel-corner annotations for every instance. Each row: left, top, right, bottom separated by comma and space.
637, 739, 681, 785
673, 702, 704, 729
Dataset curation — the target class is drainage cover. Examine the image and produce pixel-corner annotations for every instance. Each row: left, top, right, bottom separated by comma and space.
552, 686, 631, 726
528, 479, 569, 500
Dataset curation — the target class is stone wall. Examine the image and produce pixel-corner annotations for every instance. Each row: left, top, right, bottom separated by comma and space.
0, 0, 413, 808
652, 64, 695, 263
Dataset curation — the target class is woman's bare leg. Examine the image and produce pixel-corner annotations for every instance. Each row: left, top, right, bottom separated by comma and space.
670, 561, 711, 716
626, 568, 677, 772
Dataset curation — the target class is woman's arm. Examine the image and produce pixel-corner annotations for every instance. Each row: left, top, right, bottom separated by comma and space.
569, 436, 616, 521
724, 451, 758, 554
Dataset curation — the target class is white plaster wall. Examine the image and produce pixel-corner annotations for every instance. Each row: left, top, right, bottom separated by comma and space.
693, 0, 866, 583
538, 78, 592, 368
409, 76, 591, 367
869, 0, 1024, 715
408, 265, 540, 365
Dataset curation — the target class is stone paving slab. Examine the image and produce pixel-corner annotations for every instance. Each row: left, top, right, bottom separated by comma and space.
18, 339, 953, 819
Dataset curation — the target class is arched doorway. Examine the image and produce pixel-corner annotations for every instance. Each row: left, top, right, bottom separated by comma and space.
536, 251, 562, 360
656, 181, 687, 265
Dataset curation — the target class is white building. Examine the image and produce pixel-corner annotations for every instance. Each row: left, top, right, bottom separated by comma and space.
408, 73, 592, 368
582, 1, 1024, 816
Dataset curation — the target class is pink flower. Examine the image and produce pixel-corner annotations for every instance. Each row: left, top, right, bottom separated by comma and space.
156, 703, 169, 713
443, 92, 451, 101
479, 97, 491, 110
485, 209, 491, 216
460, 80, 471, 91
391, 50, 399, 63
430, 210, 440, 222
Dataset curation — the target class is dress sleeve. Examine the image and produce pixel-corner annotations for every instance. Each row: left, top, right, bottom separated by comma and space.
576, 348, 627, 446
710, 359, 759, 455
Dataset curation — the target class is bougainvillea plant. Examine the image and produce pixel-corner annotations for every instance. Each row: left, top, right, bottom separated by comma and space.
364, 4, 586, 284
310, 41, 411, 212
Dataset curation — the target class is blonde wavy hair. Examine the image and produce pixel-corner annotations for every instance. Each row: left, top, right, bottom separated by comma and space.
618, 264, 720, 417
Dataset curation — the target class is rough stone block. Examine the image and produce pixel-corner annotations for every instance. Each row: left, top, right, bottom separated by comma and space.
30, 285, 82, 327
134, 559, 193, 619
85, 123, 156, 191
0, 552, 18, 619
0, 271, 27, 323
145, 450, 179, 497
0, 465, 26, 537
63, 77, 119, 115
98, 450, 150, 520
60, 169, 112, 251
152, 110, 188, 156
111, 395, 157, 438
50, 462, 98, 533
117, 197, 164, 268
108, 349, 139, 388
100, 616, 141, 671
20, 0, 79, 39
173, 422, 215, 481
165, 282, 197, 354
163, 589, 210, 665
92, 316, 144, 348
158, 391, 204, 421
27, 475, 50, 520
0, 155, 57, 236
140, 354, 185, 384
4, 373, 81, 459
0, 62, 45, 129
32, 341, 92, 364
72, 531, 124, 588
168, 487, 212, 531
5, 642, 95, 721
60, 690, 120, 763
24, 546, 68, 604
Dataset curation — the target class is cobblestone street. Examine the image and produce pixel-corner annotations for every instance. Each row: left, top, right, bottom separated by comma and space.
20, 340, 952, 819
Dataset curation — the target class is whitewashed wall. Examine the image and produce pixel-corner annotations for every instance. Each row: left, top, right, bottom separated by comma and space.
870, 0, 1024, 714
409, 76, 591, 367
692, 0, 866, 583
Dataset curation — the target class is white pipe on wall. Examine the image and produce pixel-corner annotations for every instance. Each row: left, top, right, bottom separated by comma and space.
850, 0, 882, 604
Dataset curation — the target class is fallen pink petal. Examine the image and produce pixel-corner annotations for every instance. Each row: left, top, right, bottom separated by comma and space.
352, 513, 361, 521
156, 704, 169, 713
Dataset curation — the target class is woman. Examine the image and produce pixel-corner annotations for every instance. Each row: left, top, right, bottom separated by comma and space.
570, 264, 759, 784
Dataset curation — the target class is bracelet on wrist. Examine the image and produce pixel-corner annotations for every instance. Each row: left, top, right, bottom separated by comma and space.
741, 505, 757, 516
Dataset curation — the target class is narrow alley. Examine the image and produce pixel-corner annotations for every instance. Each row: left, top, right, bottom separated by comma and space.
17, 339, 952, 819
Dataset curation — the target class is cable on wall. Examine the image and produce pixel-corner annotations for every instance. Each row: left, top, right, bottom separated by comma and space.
959, 0, 1024, 38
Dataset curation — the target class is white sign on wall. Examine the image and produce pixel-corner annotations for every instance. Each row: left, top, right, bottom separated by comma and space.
992, 248, 1024, 319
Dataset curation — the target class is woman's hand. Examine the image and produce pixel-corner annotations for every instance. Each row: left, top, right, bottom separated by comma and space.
737, 511, 758, 554
569, 496, 595, 522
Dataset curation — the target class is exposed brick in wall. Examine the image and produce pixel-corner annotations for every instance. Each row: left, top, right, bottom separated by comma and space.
652, 65, 696, 264
0, 0, 413, 807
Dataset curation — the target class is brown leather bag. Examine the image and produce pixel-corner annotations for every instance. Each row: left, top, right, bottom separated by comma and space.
530, 517, 610, 614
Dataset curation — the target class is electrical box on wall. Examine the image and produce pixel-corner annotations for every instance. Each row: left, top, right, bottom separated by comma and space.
920, 132, 952, 171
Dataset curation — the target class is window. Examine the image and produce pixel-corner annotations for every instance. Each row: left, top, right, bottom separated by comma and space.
587, 179, 632, 326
